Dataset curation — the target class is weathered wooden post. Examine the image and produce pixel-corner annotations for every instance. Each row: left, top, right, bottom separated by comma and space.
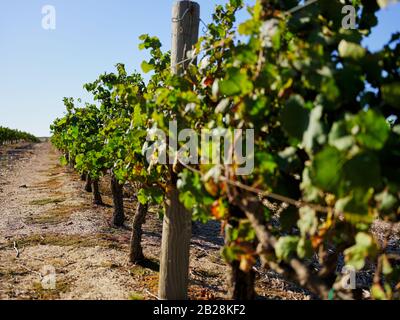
158, 0, 200, 300
171, 1, 200, 75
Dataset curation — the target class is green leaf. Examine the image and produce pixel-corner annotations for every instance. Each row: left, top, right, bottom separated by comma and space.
343, 152, 382, 189
344, 232, 378, 270
329, 120, 354, 151
219, 68, 253, 96
357, 232, 374, 247
132, 105, 145, 127
137, 189, 149, 204
302, 105, 326, 154
222, 245, 243, 263
275, 236, 299, 262
335, 188, 375, 225
141, 61, 154, 74
69, 126, 79, 139
297, 238, 313, 259
297, 207, 318, 237
60, 155, 68, 166
375, 190, 398, 213
280, 95, 310, 140
353, 109, 390, 150
311, 146, 344, 193
371, 284, 388, 300
381, 82, 400, 108
238, 19, 258, 35
301, 167, 321, 202
148, 187, 164, 204
256, 152, 278, 174
382, 255, 393, 275
179, 191, 196, 209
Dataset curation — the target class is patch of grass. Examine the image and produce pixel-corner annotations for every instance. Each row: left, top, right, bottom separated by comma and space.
31, 278, 72, 300
0, 268, 30, 279
25, 212, 67, 225
130, 265, 151, 277
31, 177, 63, 190
29, 198, 65, 206
142, 274, 159, 293
193, 268, 220, 279
128, 263, 159, 296
129, 292, 145, 300
208, 253, 224, 266
129, 258, 160, 278
12, 233, 124, 250
25, 204, 89, 225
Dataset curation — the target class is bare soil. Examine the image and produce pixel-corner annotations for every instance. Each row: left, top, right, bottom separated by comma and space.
0, 142, 309, 300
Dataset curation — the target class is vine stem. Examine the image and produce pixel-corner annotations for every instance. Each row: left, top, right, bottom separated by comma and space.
178, 159, 334, 214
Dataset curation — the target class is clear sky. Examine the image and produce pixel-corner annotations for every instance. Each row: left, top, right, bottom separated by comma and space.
0, 1, 399, 137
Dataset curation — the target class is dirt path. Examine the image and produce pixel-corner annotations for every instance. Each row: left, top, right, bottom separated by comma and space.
0, 142, 309, 300
0, 142, 229, 300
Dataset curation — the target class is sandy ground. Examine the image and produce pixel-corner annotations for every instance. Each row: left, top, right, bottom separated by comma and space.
0, 142, 309, 300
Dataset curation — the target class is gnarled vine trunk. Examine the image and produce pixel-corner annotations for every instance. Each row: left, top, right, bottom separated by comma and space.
129, 202, 148, 264
228, 260, 256, 300
225, 205, 256, 300
92, 179, 103, 205
111, 174, 125, 227
85, 174, 92, 193
68, 152, 75, 169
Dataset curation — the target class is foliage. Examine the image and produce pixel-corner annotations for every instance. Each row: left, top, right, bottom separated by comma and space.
51, 0, 400, 299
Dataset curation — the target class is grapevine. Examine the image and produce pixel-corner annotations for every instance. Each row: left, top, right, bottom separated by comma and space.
0, 127, 40, 145
51, 0, 400, 300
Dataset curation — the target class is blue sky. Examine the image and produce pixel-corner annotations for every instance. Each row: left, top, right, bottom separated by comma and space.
0, 1, 399, 136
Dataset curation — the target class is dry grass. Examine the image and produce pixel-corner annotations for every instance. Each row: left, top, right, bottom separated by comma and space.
29, 198, 65, 206
30, 278, 73, 300
129, 292, 145, 300
11, 233, 125, 250
192, 268, 220, 279
25, 204, 90, 225
31, 176, 64, 190
141, 274, 159, 295
0, 267, 30, 279
130, 266, 152, 277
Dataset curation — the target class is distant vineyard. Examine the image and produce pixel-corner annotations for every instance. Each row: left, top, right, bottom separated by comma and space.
0, 127, 40, 145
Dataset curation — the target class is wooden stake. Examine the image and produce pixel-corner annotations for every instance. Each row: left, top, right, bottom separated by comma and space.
171, 1, 200, 75
158, 0, 200, 300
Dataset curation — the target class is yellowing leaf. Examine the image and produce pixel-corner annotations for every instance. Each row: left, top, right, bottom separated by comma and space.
338, 40, 366, 60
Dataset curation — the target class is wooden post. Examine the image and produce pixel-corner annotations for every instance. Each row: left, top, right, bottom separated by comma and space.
158, 0, 200, 300
171, 1, 200, 75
